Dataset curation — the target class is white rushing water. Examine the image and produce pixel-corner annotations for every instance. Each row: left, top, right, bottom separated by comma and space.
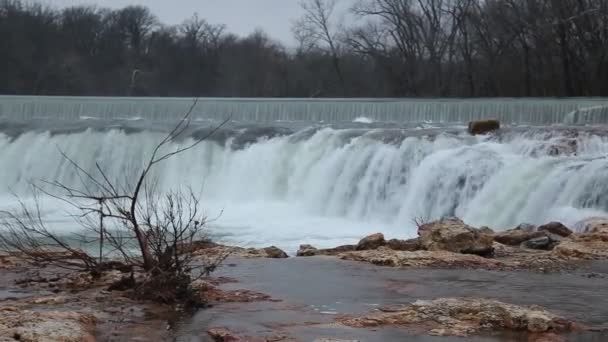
2, 96, 608, 124
1, 124, 608, 253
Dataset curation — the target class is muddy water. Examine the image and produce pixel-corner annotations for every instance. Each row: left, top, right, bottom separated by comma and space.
176, 257, 608, 341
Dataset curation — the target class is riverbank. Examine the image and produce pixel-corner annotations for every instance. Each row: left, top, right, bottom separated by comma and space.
1, 217, 608, 341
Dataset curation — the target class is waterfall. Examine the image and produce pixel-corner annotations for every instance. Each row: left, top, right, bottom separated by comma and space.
2, 96, 608, 125
1, 124, 608, 252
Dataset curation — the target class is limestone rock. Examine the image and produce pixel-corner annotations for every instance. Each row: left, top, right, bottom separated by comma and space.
208, 327, 242, 341
538, 222, 572, 237
297, 244, 357, 257
553, 238, 608, 260
386, 238, 420, 251
418, 218, 494, 256
551, 218, 608, 260
194, 244, 289, 259
0, 309, 96, 342
297, 244, 318, 256
468, 119, 500, 135
494, 227, 544, 246
577, 217, 608, 235
356, 233, 386, 251
337, 298, 575, 337
520, 232, 562, 251
339, 248, 504, 269
262, 246, 289, 259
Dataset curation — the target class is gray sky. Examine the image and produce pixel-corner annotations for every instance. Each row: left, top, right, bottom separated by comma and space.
37, 0, 307, 44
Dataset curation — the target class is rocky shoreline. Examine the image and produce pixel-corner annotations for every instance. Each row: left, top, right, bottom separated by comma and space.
1, 217, 608, 341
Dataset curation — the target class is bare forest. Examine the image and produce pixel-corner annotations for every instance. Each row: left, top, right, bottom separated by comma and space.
1, 0, 607, 97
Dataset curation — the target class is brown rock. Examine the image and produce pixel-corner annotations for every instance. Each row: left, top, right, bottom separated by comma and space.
0, 309, 97, 342
553, 239, 608, 260
262, 246, 289, 259
208, 328, 242, 342
297, 244, 357, 257
538, 222, 573, 237
30, 296, 68, 305
578, 217, 608, 235
468, 119, 500, 135
418, 218, 494, 256
340, 248, 504, 270
297, 244, 318, 256
194, 244, 288, 260
386, 238, 421, 251
337, 298, 575, 337
494, 227, 545, 246
551, 218, 608, 260
356, 233, 385, 250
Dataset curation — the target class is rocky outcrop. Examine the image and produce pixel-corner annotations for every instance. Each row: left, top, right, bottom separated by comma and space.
468, 120, 500, 135
337, 298, 577, 337
262, 246, 289, 259
296, 244, 356, 257
418, 218, 494, 256
339, 247, 504, 269
494, 225, 544, 246
538, 222, 572, 237
577, 217, 608, 234
193, 244, 289, 260
520, 233, 563, 251
0, 307, 96, 342
386, 238, 421, 251
207, 328, 291, 342
208, 327, 241, 342
547, 139, 578, 156
356, 233, 385, 250
552, 227, 608, 260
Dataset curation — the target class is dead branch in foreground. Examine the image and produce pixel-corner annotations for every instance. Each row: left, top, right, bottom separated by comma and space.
0, 99, 231, 305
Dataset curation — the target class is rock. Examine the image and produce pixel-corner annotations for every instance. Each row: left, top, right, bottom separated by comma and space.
340, 245, 573, 272
0, 309, 96, 342
576, 217, 608, 235
262, 246, 289, 259
339, 248, 504, 270
521, 236, 552, 250
30, 296, 68, 305
538, 222, 573, 237
494, 227, 545, 246
337, 298, 575, 337
468, 119, 500, 135
297, 244, 318, 256
418, 218, 494, 257
297, 244, 357, 257
551, 218, 608, 260
553, 238, 608, 260
547, 139, 578, 156
194, 244, 289, 260
478, 226, 495, 235
356, 233, 385, 251
386, 238, 420, 251
208, 327, 242, 342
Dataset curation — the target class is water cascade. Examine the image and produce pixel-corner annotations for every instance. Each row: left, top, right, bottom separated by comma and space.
2, 96, 608, 125
1, 118, 608, 252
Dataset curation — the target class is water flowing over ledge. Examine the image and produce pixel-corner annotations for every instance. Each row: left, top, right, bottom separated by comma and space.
1, 96, 608, 124
2, 123, 608, 252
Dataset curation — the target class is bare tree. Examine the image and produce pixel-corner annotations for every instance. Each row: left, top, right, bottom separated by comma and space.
0, 100, 231, 304
293, 0, 346, 94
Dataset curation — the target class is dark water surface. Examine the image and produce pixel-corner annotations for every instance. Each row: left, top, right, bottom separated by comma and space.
173, 257, 608, 341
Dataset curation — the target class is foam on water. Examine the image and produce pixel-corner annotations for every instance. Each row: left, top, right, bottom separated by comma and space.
1, 124, 608, 253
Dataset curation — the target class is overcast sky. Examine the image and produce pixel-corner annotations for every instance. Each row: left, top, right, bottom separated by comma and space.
36, 0, 311, 44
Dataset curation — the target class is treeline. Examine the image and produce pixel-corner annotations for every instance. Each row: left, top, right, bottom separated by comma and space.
1, 0, 607, 97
